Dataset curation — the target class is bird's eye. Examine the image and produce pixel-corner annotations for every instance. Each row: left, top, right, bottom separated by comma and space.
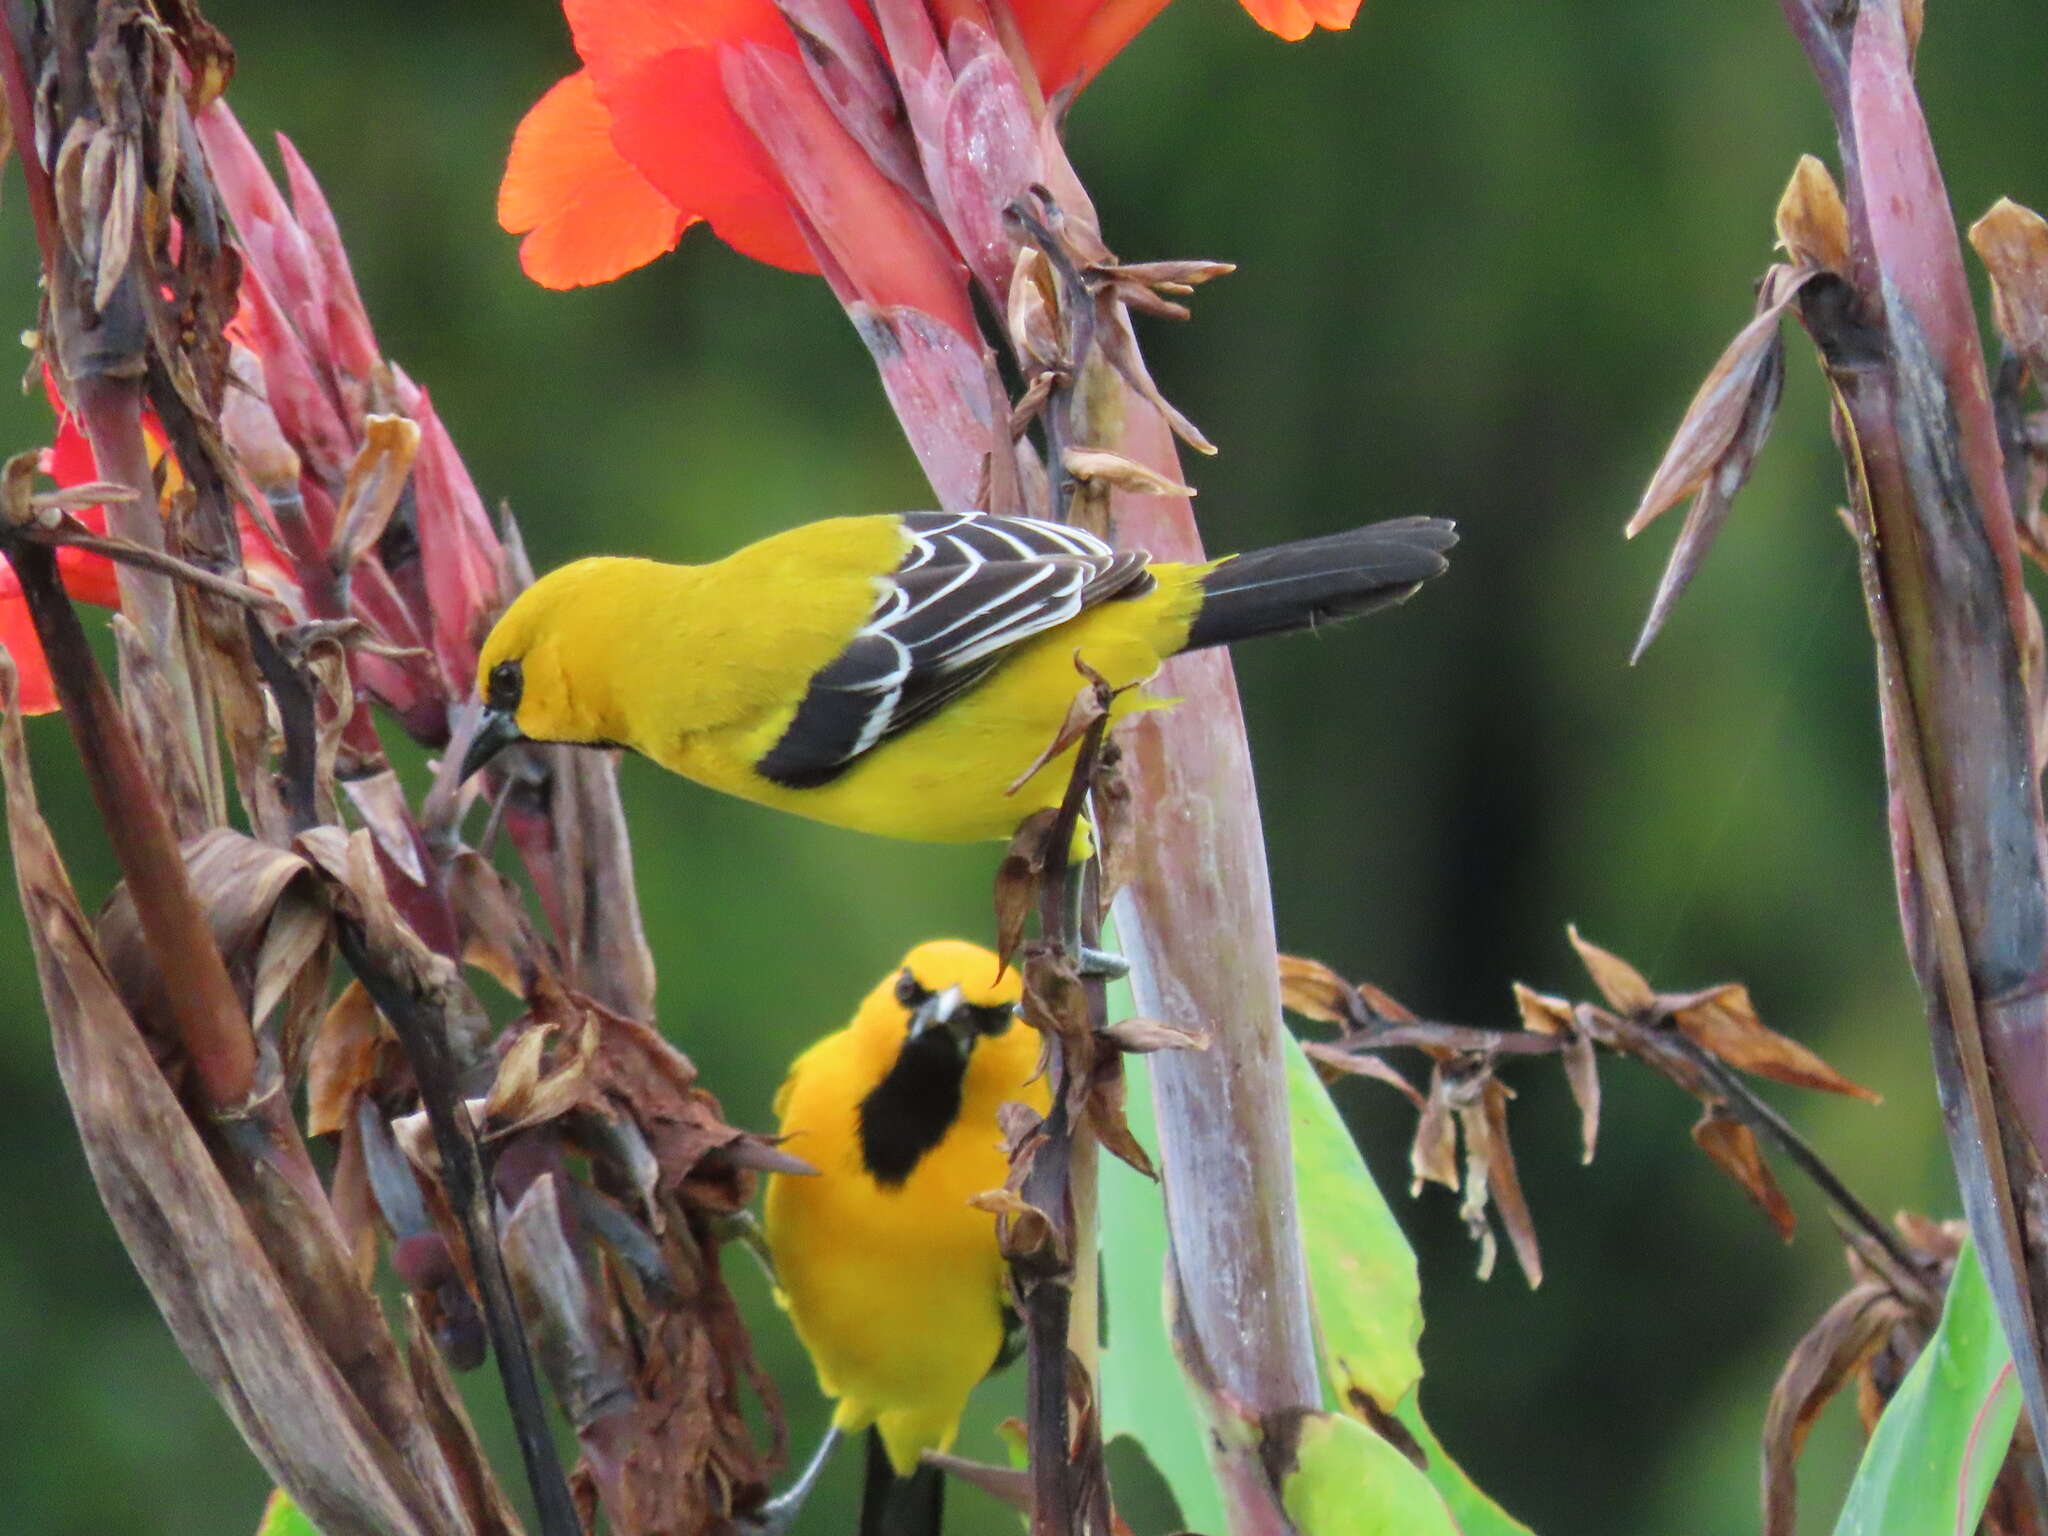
894, 968, 930, 1009
487, 660, 523, 712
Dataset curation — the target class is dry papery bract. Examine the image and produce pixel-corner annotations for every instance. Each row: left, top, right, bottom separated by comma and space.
1280, 929, 1877, 1289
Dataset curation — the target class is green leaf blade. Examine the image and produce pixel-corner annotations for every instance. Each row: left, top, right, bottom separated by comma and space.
1832, 1240, 2019, 1536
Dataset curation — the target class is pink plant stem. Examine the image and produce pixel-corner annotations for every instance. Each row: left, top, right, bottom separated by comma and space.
1109, 399, 1319, 1530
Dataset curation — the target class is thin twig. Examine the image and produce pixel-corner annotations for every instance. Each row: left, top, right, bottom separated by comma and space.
1017, 698, 1114, 1536
17, 524, 290, 612
1664, 1030, 1935, 1306
1314, 999, 1936, 1309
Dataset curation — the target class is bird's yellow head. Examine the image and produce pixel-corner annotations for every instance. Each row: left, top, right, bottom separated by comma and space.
463, 557, 652, 779
852, 940, 1034, 1186
862, 939, 1025, 1052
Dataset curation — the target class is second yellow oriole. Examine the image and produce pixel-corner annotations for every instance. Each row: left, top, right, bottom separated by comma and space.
764, 939, 1050, 1535
460, 511, 1454, 837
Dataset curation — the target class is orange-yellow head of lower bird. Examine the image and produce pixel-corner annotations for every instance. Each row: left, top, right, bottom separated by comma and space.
852, 939, 1029, 1184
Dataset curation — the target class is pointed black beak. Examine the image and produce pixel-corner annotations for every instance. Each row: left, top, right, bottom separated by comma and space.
905, 984, 970, 1055
460, 706, 525, 783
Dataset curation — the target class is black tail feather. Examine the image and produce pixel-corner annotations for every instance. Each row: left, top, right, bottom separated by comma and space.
859, 1428, 945, 1536
1183, 516, 1456, 651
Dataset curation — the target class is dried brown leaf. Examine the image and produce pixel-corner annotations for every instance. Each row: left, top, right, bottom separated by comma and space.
446, 848, 547, 1000
1100, 1016, 1209, 1054
1005, 677, 1110, 797
1277, 954, 1362, 1028
1409, 1065, 1459, 1194
1971, 199, 2048, 386
501, 1173, 633, 1431
994, 808, 1059, 970
307, 980, 386, 1138
1511, 981, 1573, 1035
972, 1185, 1063, 1266
922, 1451, 1034, 1513
1627, 267, 1809, 539
1668, 983, 1880, 1102
1776, 155, 1852, 278
1514, 984, 1603, 1163
1087, 1065, 1157, 1179
1559, 1025, 1601, 1165
1353, 981, 1419, 1024
1007, 246, 1059, 371
1693, 1104, 1796, 1240
98, 827, 330, 1070
1763, 1281, 1907, 1536
338, 769, 427, 888
1062, 448, 1195, 499
1566, 926, 1657, 1014
1460, 1077, 1542, 1288
1300, 1040, 1426, 1110
486, 1023, 554, 1127
574, 996, 759, 1215
1095, 300, 1215, 455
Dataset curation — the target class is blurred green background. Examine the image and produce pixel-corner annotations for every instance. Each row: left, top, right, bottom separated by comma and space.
1, 1, 2045, 1532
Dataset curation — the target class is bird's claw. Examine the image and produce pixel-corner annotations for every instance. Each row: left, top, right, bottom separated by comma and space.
730, 1425, 841, 1536
1077, 945, 1129, 980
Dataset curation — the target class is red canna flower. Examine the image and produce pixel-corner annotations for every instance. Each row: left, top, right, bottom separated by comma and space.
3, 381, 303, 716
0, 398, 149, 715
500, 0, 1359, 293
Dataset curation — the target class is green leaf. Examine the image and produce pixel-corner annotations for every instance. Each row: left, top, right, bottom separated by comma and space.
1099, 956, 1227, 1533
1283, 1031, 1423, 1412
255, 1490, 320, 1536
1286, 1033, 1533, 1535
1279, 1410, 1460, 1536
1832, 1239, 2019, 1536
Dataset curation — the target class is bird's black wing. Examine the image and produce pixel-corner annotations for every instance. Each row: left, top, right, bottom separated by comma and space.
756, 512, 1154, 789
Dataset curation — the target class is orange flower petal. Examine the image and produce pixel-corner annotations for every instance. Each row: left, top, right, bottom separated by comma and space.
564, 0, 751, 80
0, 571, 61, 715
54, 544, 121, 610
554, 0, 820, 273
38, 398, 130, 609
603, 46, 817, 273
1234, 0, 1360, 44
499, 70, 692, 290
1014, 0, 1171, 94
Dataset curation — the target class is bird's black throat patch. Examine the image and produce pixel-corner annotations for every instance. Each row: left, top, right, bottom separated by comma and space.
857, 1029, 970, 1186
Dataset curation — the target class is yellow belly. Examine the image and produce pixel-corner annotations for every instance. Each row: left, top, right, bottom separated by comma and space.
661, 578, 1201, 843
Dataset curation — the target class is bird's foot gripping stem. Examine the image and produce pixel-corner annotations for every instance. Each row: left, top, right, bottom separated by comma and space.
1076, 944, 1129, 980
736, 1425, 842, 1536
1056, 861, 1127, 980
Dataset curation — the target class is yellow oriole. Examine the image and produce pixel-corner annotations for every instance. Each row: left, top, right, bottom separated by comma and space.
764, 940, 1050, 1535
460, 511, 1454, 835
